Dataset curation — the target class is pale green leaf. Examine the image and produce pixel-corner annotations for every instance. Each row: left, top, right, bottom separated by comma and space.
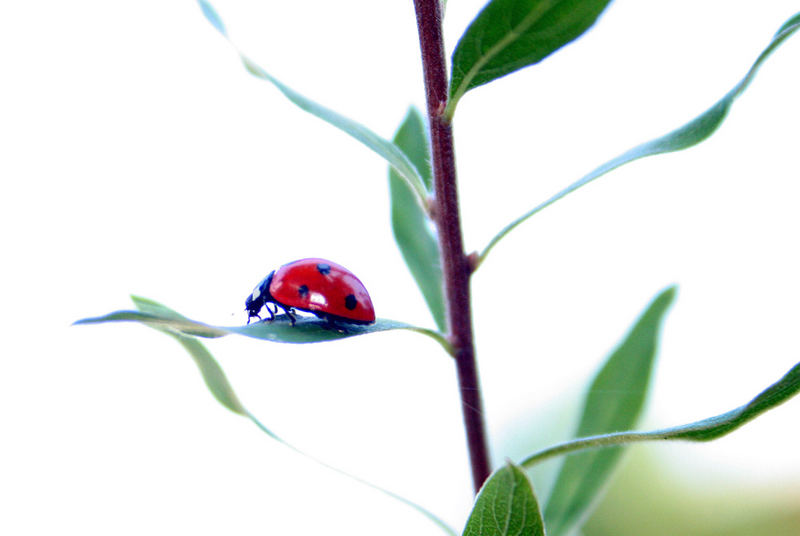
389, 107, 446, 331
197, 0, 226, 35
195, 0, 429, 205
81, 296, 457, 535
543, 286, 676, 536
172, 333, 246, 415
478, 12, 800, 268
75, 296, 450, 351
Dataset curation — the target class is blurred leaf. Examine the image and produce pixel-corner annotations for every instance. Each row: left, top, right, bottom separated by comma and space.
463, 462, 545, 536
197, 0, 225, 34
392, 107, 434, 192
131, 297, 246, 415
132, 295, 191, 318
449, 0, 613, 114
477, 11, 800, 268
584, 448, 800, 536
86, 297, 458, 535
171, 333, 247, 416
75, 309, 230, 338
195, 0, 429, 205
543, 286, 676, 536
389, 107, 446, 331
75, 296, 449, 349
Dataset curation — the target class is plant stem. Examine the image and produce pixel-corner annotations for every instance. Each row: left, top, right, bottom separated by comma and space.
412, 0, 492, 494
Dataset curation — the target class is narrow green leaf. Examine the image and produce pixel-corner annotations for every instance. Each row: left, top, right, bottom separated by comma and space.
449, 0, 613, 115
176, 334, 247, 415
477, 12, 800, 268
389, 107, 446, 331
521, 360, 800, 467
669, 360, 800, 441
195, 0, 429, 206
197, 0, 226, 36
392, 106, 434, 192
463, 462, 545, 536
75, 310, 231, 338
778, 12, 800, 34
76, 296, 451, 351
543, 286, 676, 536
114, 300, 456, 535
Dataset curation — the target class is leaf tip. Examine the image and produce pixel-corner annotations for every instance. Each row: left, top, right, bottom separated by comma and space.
661, 284, 678, 302
197, 0, 227, 36
130, 295, 157, 311
402, 104, 424, 123
775, 12, 800, 38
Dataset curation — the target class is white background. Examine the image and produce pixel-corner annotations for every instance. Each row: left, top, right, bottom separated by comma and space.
2, 1, 799, 534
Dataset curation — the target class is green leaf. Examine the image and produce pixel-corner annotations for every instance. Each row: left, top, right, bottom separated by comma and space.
125, 298, 246, 416
85, 296, 458, 535
195, 0, 429, 206
75, 296, 450, 350
522, 359, 800, 467
477, 12, 800, 268
449, 0, 613, 114
543, 286, 676, 536
389, 108, 446, 331
172, 333, 247, 415
75, 310, 230, 338
463, 462, 545, 536
197, 0, 226, 35
667, 360, 800, 441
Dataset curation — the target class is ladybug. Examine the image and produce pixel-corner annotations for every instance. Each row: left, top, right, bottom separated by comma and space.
245, 258, 375, 326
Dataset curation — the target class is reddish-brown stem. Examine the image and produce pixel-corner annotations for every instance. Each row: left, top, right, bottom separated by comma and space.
412, 0, 492, 493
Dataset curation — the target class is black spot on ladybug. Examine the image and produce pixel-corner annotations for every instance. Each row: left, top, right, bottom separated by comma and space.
316, 263, 331, 275
298, 285, 309, 298
344, 294, 357, 310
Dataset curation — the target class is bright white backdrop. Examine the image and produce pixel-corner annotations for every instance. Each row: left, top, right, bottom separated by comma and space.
2, 1, 799, 534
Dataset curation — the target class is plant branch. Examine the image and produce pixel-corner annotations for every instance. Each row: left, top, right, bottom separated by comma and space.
413, 0, 492, 493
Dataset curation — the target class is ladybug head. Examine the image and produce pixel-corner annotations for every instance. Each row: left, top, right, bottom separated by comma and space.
245, 271, 275, 322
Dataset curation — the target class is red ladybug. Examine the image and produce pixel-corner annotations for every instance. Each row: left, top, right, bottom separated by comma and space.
245, 258, 375, 326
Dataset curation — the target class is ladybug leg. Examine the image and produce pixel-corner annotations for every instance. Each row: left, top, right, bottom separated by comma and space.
285, 308, 297, 326
271, 304, 296, 326
246, 313, 261, 325
323, 315, 347, 333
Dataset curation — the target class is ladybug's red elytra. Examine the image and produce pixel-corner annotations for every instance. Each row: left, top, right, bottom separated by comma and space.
245, 258, 375, 326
